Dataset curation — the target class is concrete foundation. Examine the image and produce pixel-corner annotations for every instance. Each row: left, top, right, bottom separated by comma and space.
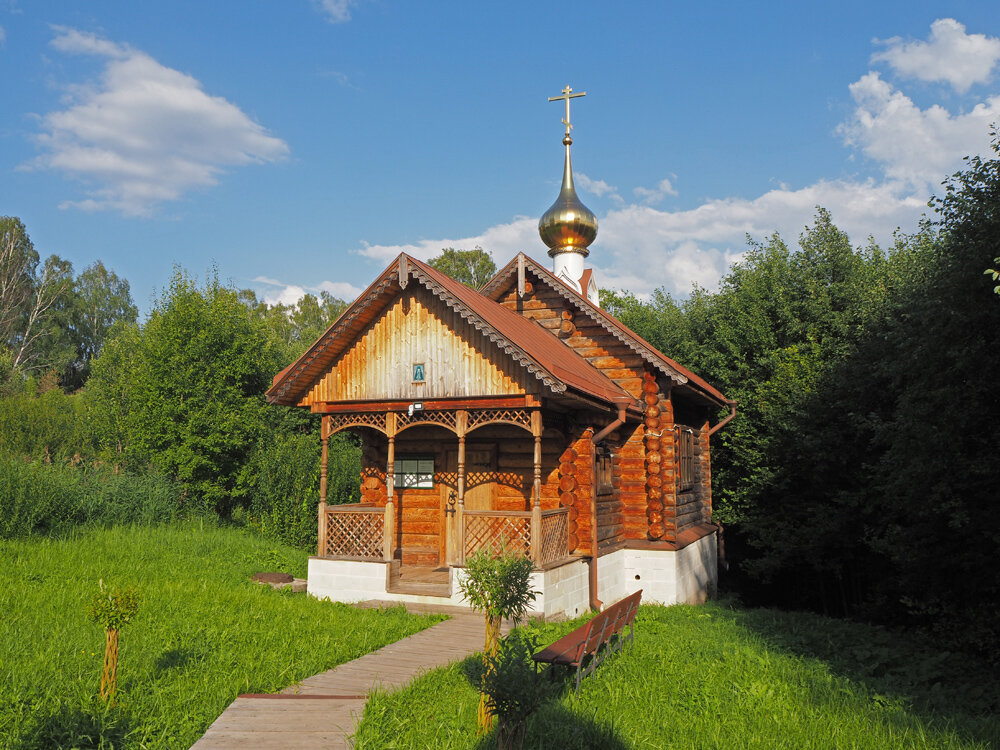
307, 531, 717, 616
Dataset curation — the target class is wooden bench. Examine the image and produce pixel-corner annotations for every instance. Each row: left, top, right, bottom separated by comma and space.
532, 590, 642, 692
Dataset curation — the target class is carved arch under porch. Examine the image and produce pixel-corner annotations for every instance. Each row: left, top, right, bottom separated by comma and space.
322, 406, 535, 439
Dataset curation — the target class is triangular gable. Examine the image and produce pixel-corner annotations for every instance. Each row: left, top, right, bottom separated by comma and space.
298, 285, 538, 405
481, 253, 730, 407
267, 254, 634, 408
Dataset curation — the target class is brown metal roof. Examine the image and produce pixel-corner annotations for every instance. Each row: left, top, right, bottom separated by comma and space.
481, 253, 730, 407
267, 253, 635, 409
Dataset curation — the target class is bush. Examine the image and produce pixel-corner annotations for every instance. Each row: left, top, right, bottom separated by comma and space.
244, 430, 360, 550
0, 455, 181, 539
0, 389, 96, 461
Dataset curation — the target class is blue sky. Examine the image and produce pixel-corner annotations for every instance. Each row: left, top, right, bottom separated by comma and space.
2, 1, 999, 314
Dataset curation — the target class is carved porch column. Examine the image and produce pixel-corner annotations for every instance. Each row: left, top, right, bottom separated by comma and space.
317, 415, 331, 557
530, 410, 543, 566
453, 410, 468, 565
384, 412, 397, 562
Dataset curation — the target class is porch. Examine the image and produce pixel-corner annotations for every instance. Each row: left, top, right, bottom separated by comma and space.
314, 401, 581, 566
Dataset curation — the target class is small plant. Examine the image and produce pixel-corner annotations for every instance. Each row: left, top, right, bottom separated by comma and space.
86, 580, 141, 703
987, 257, 1000, 294
457, 545, 537, 735
481, 628, 550, 750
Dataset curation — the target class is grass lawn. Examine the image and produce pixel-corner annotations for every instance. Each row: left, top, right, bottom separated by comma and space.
354, 602, 1000, 750
0, 522, 441, 749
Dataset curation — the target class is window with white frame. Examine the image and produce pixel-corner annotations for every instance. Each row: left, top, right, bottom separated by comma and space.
394, 456, 434, 489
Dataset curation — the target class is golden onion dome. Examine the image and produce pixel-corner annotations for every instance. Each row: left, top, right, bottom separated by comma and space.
539, 135, 598, 258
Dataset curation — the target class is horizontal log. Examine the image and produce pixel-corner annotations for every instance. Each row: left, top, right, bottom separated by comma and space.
400, 519, 441, 535
597, 523, 624, 542
398, 495, 441, 510
400, 507, 440, 521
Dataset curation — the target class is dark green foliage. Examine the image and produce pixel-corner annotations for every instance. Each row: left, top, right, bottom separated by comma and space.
244, 428, 361, 549
242, 289, 348, 363
62, 261, 138, 390
428, 246, 497, 289
0, 217, 76, 382
479, 628, 549, 726
0, 454, 180, 539
0, 388, 95, 461
87, 269, 280, 516
608, 143, 1000, 658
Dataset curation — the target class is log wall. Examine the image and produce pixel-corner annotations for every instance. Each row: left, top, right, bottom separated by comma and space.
498, 281, 646, 399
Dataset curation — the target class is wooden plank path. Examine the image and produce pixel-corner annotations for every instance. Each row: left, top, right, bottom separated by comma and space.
191, 606, 496, 749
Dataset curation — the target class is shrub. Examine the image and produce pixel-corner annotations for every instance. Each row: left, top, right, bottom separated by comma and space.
0, 455, 181, 539
458, 546, 538, 734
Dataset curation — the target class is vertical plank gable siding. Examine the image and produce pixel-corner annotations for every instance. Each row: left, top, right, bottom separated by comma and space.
300, 289, 537, 406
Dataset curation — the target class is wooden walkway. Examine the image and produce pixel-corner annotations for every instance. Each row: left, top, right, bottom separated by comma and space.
191, 606, 495, 749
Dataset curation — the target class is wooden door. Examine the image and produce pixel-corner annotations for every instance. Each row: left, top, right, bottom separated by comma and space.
440, 445, 496, 562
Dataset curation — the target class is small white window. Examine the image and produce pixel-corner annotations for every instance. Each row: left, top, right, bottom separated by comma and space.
394, 456, 434, 488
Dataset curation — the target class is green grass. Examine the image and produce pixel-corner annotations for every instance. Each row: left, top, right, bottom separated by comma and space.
354, 603, 1000, 750
0, 523, 442, 749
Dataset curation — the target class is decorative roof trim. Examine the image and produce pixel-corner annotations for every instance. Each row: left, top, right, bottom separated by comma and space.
481, 254, 688, 386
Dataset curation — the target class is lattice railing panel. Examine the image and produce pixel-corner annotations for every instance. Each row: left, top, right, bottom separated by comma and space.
464, 513, 530, 558
540, 509, 570, 565
396, 409, 458, 433
325, 507, 384, 560
328, 411, 387, 435
467, 408, 531, 432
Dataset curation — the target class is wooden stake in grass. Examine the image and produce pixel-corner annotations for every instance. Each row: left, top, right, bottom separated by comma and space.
86, 580, 141, 704
458, 546, 537, 736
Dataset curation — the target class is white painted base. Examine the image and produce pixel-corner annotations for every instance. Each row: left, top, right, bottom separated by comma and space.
306, 532, 717, 617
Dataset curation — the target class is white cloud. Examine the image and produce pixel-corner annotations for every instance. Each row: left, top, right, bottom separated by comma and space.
838, 71, 1000, 191
320, 69, 355, 88
872, 18, 1000, 93
0, 26, 6, 46
253, 275, 363, 308
633, 177, 678, 205
314, 0, 357, 23
356, 216, 539, 265
317, 280, 364, 300
345, 177, 927, 299
27, 27, 288, 216
576, 172, 623, 203
592, 179, 926, 296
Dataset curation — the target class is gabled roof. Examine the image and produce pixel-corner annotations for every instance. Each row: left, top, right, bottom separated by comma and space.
266, 253, 636, 409
481, 253, 730, 407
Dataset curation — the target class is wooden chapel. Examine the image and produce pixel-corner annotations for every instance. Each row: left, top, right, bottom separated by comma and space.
265, 87, 735, 617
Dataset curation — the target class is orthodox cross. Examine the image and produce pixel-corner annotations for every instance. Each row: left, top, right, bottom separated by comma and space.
548, 85, 586, 137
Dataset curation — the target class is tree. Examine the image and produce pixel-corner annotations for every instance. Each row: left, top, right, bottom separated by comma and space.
458, 547, 537, 734
244, 290, 347, 362
63, 261, 138, 389
87, 268, 280, 515
0, 218, 74, 379
428, 246, 496, 288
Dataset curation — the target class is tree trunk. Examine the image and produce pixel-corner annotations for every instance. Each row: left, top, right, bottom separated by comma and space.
100, 628, 119, 702
477, 614, 501, 733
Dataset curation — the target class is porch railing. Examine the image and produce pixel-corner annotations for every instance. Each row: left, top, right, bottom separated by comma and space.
319, 503, 386, 561
462, 507, 570, 567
